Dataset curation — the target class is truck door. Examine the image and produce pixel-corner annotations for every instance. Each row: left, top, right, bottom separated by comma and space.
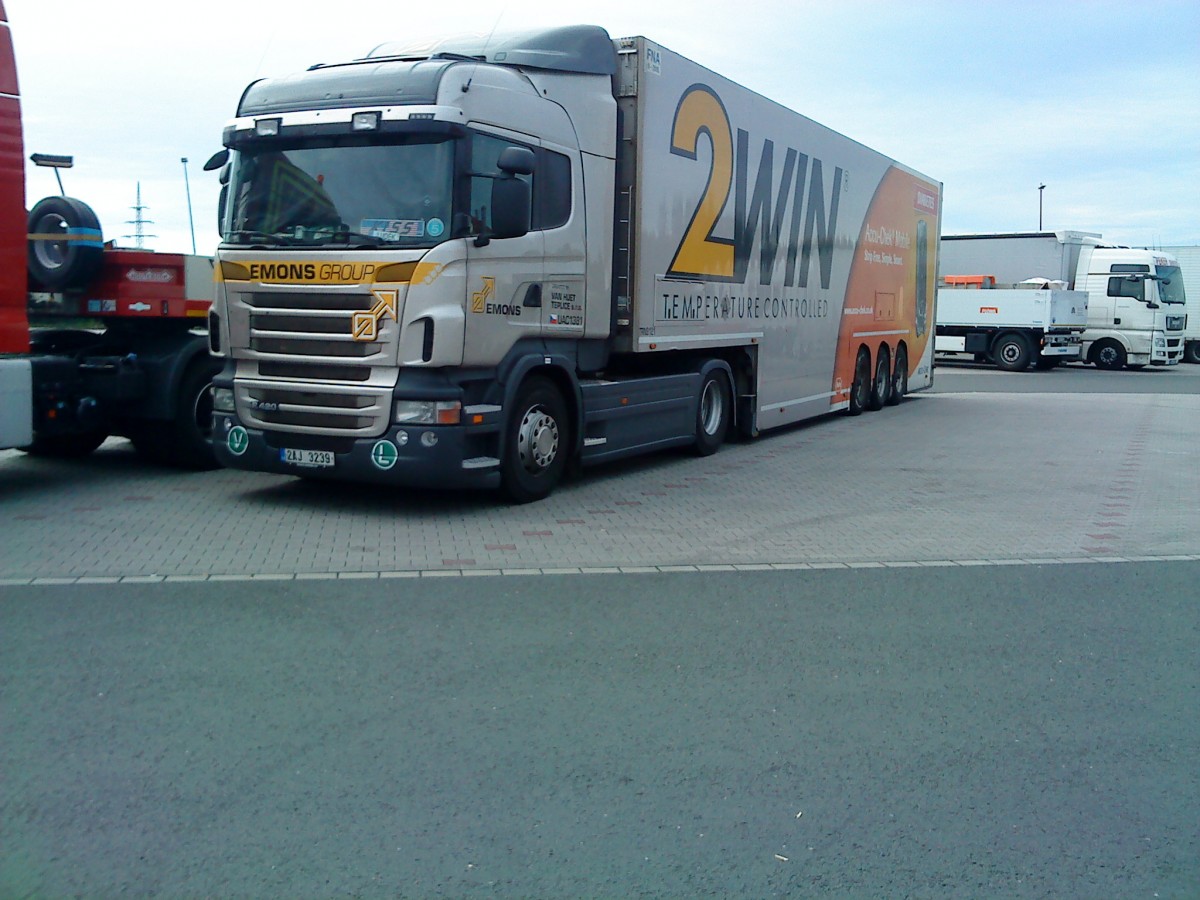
464, 132, 545, 363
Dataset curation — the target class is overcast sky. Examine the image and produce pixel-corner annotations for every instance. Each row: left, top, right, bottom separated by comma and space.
8, 0, 1199, 256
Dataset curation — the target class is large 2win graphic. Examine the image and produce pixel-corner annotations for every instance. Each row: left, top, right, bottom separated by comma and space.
667, 83, 842, 290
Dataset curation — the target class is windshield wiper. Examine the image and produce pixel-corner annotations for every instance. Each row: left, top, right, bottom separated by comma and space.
224, 230, 301, 246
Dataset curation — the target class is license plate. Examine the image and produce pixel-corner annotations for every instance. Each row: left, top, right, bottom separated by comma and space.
280, 447, 335, 468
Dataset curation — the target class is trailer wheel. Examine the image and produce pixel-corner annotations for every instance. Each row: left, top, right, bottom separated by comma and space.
1185, 342, 1200, 365
992, 333, 1031, 371
129, 359, 221, 469
501, 376, 569, 503
847, 348, 871, 416
27, 196, 104, 290
693, 369, 731, 456
1090, 339, 1127, 370
887, 346, 908, 405
21, 430, 108, 459
869, 346, 891, 410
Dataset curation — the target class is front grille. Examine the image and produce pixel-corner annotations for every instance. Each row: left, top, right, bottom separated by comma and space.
242, 290, 391, 362
237, 380, 390, 437
251, 336, 377, 357
1165, 316, 1184, 331
258, 362, 370, 382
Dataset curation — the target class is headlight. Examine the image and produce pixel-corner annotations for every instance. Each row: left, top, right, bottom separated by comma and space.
1154, 336, 1166, 348
394, 399, 461, 425
213, 387, 236, 413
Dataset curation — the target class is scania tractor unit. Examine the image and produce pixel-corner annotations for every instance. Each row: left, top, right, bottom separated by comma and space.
207, 26, 942, 501
940, 232, 1186, 370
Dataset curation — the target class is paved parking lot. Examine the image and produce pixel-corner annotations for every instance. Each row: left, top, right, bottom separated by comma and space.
1, 368, 1197, 582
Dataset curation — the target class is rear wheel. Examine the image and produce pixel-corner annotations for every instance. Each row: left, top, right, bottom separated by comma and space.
869, 347, 891, 410
993, 333, 1032, 371
847, 348, 871, 416
887, 346, 908, 405
693, 370, 731, 456
20, 430, 107, 459
130, 360, 220, 469
501, 377, 570, 503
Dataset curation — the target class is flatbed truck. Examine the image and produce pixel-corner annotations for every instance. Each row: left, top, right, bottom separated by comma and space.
0, 2, 220, 467
934, 275, 1088, 370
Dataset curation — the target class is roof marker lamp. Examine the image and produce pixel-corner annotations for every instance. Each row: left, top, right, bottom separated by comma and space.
352, 111, 381, 132
254, 118, 281, 137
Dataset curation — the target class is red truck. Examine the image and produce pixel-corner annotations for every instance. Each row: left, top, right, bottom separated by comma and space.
0, 1, 219, 466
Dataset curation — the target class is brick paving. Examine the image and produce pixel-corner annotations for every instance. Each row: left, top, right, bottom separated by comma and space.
1, 386, 1197, 582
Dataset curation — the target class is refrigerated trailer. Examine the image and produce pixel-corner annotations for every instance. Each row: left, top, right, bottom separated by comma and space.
940, 232, 1185, 370
0, 1, 221, 466
207, 26, 942, 501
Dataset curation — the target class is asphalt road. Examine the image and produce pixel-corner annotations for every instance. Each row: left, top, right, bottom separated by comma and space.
1, 361, 1197, 897
3, 564, 1197, 898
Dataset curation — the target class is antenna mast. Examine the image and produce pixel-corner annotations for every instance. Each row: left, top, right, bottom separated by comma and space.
124, 182, 156, 249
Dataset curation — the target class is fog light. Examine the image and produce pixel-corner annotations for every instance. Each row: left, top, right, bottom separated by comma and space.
352, 111, 380, 131
254, 118, 281, 137
421, 431, 438, 448
213, 387, 235, 413
395, 431, 409, 446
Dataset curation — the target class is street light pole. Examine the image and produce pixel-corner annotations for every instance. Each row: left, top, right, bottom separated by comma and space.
181, 157, 197, 254
1038, 183, 1046, 231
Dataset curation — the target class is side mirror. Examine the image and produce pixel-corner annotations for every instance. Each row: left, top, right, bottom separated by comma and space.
489, 177, 531, 240
497, 146, 535, 176
203, 149, 230, 172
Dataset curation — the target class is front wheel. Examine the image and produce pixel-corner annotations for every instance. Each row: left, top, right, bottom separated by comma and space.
500, 377, 570, 504
1090, 339, 1127, 370
1184, 342, 1200, 365
693, 370, 731, 456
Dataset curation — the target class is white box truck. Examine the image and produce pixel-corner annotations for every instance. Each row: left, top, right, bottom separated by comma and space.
940, 232, 1186, 370
934, 275, 1088, 370
1158, 246, 1198, 363
205, 26, 942, 501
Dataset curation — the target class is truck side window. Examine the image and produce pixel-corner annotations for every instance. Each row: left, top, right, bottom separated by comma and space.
1107, 276, 1144, 302
469, 134, 532, 236
535, 149, 571, 230
468, 134, 572, 233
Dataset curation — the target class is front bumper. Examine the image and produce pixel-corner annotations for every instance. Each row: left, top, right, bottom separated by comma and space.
213, 414, 502, 490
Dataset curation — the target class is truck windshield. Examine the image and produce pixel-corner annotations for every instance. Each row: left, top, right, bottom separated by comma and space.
1155, 266, 1186, 304
224, 135, 455, 248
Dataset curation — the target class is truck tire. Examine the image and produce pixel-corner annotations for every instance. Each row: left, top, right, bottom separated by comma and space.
27, 196, 104, 290
20, 430, 108, 459
693, 369, 731, 456
869, 346, 891, 410
129, 359, 221, 469
887, 346, 908, 405
1090, 339, 1127, 370
501, 376, 569, 503
1184, 341, 1200, 365
847, 348, 871, 416
992, 333, 1031, 371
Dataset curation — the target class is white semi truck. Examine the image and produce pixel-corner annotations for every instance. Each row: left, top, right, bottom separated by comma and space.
934, 275, 1088, 370
205, 26, 941, 501
940, 232, 1186, 370
1158, 246, 1198, 363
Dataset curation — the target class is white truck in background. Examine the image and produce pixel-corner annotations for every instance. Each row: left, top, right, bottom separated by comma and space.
940, 232, 1186, 370
934, 274, 1087, 370
1158, 246, 1198, 363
